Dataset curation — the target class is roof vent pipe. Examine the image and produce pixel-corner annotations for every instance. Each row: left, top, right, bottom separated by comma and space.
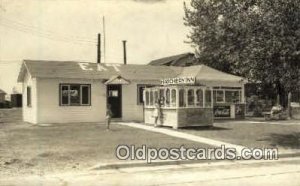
122, 40, 127, 65
97, 33, 101, 64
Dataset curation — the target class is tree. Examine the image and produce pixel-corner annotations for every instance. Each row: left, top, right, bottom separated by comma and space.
184, 0, 300, 107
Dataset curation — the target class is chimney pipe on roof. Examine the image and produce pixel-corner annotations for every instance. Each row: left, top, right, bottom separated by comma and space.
97, 33, 101, 64
122, 40, 127, 65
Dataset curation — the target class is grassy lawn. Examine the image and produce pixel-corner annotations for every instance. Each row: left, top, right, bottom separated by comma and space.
0, 109, 211, 177
179, 121, 300, 153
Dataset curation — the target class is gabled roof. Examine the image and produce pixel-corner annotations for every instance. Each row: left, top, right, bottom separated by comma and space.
0, 89, 6, 94
104, 75, 130, 85
149, 53, 197, 66
178, 65, 246, 83
17, 60, 246, 86
17, 60, 182, 82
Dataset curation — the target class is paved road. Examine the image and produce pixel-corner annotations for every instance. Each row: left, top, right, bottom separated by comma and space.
1, 157, 300, 186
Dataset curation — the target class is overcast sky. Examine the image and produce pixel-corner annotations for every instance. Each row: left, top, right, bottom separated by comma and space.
0, 0, 192, 94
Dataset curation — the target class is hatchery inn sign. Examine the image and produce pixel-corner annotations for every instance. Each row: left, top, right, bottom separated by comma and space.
161, 77, 196, 85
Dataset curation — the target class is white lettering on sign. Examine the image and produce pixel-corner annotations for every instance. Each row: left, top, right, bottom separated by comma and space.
79, 63, 93, 71
105, 64, 120, 72
161, 77, 196, 85
78, 62, 120, 72
97, 64, 108, 71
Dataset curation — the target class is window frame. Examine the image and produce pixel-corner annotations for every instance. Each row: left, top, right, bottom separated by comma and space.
27, 86, 32, 107
187, 89, 195, 106
196, 89, 203, 107
59, 83, 91, 106
137, 84, 153, 105
225, 90, 241, 103
205, 89, 212, 107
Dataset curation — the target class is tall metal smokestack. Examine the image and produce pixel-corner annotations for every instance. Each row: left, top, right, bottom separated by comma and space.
122, 40, 127, 65
97, 33, 101, 63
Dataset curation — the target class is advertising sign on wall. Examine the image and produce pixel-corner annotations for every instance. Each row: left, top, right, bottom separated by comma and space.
160, 77, 196, 86
213, 106, 231, 117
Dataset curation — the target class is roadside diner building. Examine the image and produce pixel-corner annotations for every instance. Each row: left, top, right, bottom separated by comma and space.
17, 60, 247, 125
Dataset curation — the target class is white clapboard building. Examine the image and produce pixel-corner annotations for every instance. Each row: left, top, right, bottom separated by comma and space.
17, 60, 246, 124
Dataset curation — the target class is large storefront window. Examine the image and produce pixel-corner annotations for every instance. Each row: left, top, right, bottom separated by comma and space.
60, 84, 91, 106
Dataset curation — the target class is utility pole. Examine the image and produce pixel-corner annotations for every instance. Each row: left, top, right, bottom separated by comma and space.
123, 40, 127, 65
103, 16, 106, 63
97, 33, 101, 64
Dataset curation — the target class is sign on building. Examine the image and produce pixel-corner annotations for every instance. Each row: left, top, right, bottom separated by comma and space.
161, 77, 196, 86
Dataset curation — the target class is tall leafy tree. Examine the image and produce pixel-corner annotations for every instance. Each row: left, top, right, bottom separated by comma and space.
184, 0, 300, 106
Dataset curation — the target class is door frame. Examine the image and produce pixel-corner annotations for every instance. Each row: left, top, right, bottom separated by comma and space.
106, 84, 122, 118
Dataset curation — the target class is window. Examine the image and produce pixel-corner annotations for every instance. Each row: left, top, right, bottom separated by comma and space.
179, 89, 185, 107
108, 90, 118, 97
188, 89, 195, 106
70, 85, 80, 105
159, 89, 165, 106
145, 91, 150, 106
61, 85, 70, 105
171, 89, 176, 107
154, 91, 159, 104
27, 86, 31, 107
137, 85, 153, 105
215, 90, 225, 103
205, 90, 212, 107
225, 90, 240, 103
165, 88, 170, 107
150, 91, 154, 106
81, 85, 90, 105
60, 84, 91, 106
196, 89, 203, 107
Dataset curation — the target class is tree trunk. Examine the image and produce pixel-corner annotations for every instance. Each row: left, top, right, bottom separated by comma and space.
288, 92, 292, 119
276, 82, 287, 108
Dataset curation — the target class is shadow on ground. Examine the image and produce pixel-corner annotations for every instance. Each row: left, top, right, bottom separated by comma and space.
261, 133, 300, 149
180, 126, 232, 131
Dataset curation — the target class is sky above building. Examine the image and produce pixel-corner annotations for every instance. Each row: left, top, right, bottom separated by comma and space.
0, 0, 192, 94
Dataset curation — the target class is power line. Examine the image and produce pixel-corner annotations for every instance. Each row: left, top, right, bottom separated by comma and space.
0, 18, 98, 46
0, 16, 97, 42
0, 22, 96, 46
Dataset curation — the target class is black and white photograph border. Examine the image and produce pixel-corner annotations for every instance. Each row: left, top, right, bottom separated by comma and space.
0, 0, 300, 185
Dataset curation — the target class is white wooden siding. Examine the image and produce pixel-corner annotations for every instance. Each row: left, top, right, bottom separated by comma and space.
22, 73, 38, 124
37, 78, 106, 123
122, 80, 159, 122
